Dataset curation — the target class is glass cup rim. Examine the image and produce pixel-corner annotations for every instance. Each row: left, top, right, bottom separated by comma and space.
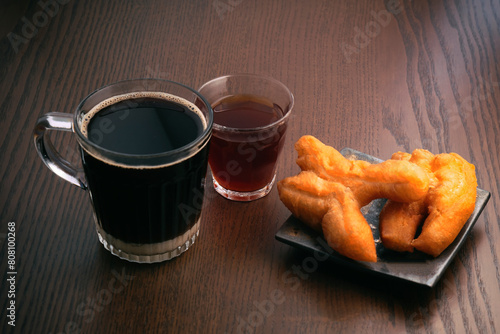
72, 78, 214, 163
197, 73, 294, 133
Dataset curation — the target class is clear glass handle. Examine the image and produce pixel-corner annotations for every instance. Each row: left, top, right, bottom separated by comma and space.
33, 112, 87, 189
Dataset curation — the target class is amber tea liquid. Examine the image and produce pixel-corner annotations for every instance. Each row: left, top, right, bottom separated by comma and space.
209, 94, 287, 192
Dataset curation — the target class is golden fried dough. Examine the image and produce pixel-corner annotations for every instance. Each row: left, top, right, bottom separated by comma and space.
277, 171, 377, 262
278, 171, 341, 232
411, 153, 477, 257
379, 200, 428, 252
295, 136, 430, 206
277, 136, 431, 262
322, 191, 377, 263
278, 135, 477, 261
379, 149, 477, 257
379, 149, 436, 252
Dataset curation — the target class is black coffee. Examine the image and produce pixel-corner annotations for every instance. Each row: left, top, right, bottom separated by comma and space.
86, 97, 203, 154
80, 93, 210, 252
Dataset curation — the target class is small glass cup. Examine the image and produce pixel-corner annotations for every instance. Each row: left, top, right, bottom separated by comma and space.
198, 74, 294, 201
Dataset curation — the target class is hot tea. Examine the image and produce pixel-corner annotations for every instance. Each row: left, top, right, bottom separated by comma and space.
209, 94, 287, 192
198, 74, 293, 201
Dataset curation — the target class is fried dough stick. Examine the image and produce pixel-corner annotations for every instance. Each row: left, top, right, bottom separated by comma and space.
277, 136, 431, 262
278, 171, 377, 262
411, 153, 477, 256
379, 150, 436, 252
295, 136, 430, 206
379, 150, 477, 257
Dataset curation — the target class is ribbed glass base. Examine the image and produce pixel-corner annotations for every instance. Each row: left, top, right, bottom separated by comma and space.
96, 220, 200, 263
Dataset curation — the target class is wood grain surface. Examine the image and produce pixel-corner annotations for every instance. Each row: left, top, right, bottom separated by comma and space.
0, 0, 499, 333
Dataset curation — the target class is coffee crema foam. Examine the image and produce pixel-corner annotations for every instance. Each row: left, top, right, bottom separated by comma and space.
79, 91, 208, 169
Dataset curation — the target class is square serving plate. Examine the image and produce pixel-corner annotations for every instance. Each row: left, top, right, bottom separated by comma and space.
275, 148, 491, 287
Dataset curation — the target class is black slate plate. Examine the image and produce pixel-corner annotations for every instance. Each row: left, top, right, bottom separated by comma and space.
275, 148, 491, 287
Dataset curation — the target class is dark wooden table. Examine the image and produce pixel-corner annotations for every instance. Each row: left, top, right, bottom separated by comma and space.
1, 0, 499, 333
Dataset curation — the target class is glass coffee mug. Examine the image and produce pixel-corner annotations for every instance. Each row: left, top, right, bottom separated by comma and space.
33, 79, 213, 263
198, 74, 294, 201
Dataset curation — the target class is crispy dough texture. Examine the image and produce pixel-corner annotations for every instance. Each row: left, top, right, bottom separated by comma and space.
322, 189, 377, 263
379, 149, 477, 257
278, 171, 377, 262
295, 136, 430, 206
379, 200, 427, 252
379, 149, 436, 252
277, 136, 431, 262
277, 171, 339, 232
411, 153, 477, 256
